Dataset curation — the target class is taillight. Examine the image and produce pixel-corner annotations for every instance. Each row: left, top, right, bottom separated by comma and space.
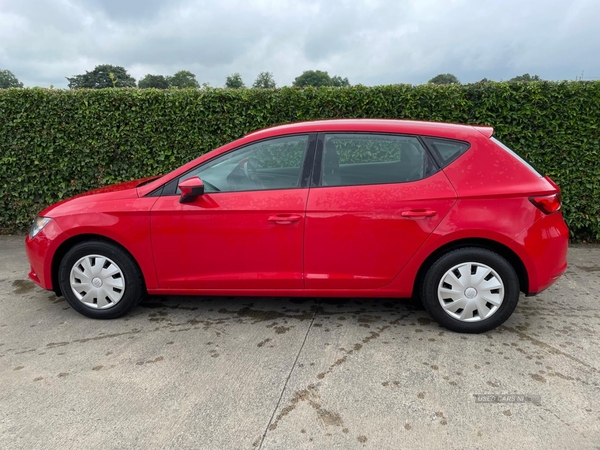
529, 193, 562, 214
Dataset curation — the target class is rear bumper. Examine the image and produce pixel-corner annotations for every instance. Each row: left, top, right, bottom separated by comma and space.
520, 211, 569, 295
527, 263, 567, 296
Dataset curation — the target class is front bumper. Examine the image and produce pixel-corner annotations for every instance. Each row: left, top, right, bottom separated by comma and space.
25, 219, 64, 291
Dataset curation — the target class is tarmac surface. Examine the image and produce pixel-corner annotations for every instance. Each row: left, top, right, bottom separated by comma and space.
1, 235, 599, 449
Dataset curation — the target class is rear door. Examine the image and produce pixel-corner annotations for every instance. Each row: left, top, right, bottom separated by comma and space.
304, 132, 456, 290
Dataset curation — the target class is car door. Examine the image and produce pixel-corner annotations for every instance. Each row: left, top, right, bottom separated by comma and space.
304, 132, 456, 290
150, 134, 316, 290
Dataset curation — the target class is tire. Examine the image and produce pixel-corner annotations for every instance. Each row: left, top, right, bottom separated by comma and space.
58, 240, 145, 319
420, 247, 520, 333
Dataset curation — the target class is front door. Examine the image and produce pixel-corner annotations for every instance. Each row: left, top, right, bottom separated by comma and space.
151, 134, 315, 290
304, 132, 456, 290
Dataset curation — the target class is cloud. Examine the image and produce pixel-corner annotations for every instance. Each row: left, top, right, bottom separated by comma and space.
77, 0, 178, 21
0, 0, 599, 88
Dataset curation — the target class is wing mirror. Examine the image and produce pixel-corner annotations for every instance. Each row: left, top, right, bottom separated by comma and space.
178, 176, 205, 203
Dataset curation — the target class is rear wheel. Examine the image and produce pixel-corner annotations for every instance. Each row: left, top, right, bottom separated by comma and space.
58, 240, 145, 319
420, 247, 520, 333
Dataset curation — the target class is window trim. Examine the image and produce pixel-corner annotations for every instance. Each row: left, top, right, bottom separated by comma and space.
311, 133, 325, 187
153, 133, 317, 196
310, 131, 441, 188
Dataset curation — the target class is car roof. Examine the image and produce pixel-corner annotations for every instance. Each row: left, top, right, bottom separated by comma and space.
245, 119, 494, 140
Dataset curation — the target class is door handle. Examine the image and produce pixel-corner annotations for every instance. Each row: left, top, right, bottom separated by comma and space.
268, 214, 303, 225
401, 209, 437, 218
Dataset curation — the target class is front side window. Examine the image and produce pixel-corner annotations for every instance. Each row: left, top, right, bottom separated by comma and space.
320, 133, 437, 187
181, 135, 309, 193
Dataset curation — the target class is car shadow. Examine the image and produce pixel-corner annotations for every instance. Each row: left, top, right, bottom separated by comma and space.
132, 295, 431, 331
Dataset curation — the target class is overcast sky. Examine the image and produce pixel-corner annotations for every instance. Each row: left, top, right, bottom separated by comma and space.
1, 0, 599, 88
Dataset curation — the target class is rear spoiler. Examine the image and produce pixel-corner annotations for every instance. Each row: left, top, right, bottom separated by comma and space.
473, 126, 494, 138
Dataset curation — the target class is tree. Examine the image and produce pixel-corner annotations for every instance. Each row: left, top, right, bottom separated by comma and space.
293, 70, 333, 87
252, 71, 276, 89
0, 70, 23, 88
138, 74, 169, 89
292, 70, 350, 88
428, 73, 460, 85
67, 64, 136, 89
331, 75, 350, 87
168, 70, 200, 89
509, 73, 542, 82
225, 73, 245, 89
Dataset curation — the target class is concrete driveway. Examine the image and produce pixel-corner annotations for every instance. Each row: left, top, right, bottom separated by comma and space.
1, 236, 599, 449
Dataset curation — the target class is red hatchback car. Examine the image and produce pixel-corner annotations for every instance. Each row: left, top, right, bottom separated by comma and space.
25, 119, 568, 332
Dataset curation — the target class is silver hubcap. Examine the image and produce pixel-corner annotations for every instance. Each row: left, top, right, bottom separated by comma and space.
69, 254, 125, 309
438, 262, 504, 322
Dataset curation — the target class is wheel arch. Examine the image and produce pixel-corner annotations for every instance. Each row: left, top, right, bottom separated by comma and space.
51, 234, 145, 296
414, 238, 529, 297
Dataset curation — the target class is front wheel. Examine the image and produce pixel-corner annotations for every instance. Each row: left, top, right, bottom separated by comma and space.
58, 240, 145, 319
420, 248, 520, 333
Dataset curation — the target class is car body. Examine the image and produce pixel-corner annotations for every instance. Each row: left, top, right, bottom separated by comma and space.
25, 119, 569, 332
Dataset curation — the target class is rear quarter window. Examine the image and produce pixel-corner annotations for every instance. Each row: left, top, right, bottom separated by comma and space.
422, 137, 470, 167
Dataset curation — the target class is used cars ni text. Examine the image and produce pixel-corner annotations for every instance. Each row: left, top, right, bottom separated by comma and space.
25, 119, 568, 333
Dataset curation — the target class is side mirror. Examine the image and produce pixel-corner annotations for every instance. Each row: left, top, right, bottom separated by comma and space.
178, 176, 205, 203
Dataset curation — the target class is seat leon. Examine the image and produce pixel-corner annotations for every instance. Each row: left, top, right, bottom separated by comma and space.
25, 119, 568, 333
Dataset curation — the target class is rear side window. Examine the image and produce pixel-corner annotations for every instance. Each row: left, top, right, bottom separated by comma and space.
423, 137, 470, 167
320, 133, 437, 187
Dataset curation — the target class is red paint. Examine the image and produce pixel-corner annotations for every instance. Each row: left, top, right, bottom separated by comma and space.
303, 171, 456, 290
25, 119, 568, 300
150, 189, 307, 289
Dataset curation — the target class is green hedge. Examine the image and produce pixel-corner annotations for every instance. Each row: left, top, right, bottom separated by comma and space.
1, 82, 599, 240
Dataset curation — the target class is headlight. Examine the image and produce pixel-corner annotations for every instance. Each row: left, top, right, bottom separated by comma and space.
30, 217, 52, 239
